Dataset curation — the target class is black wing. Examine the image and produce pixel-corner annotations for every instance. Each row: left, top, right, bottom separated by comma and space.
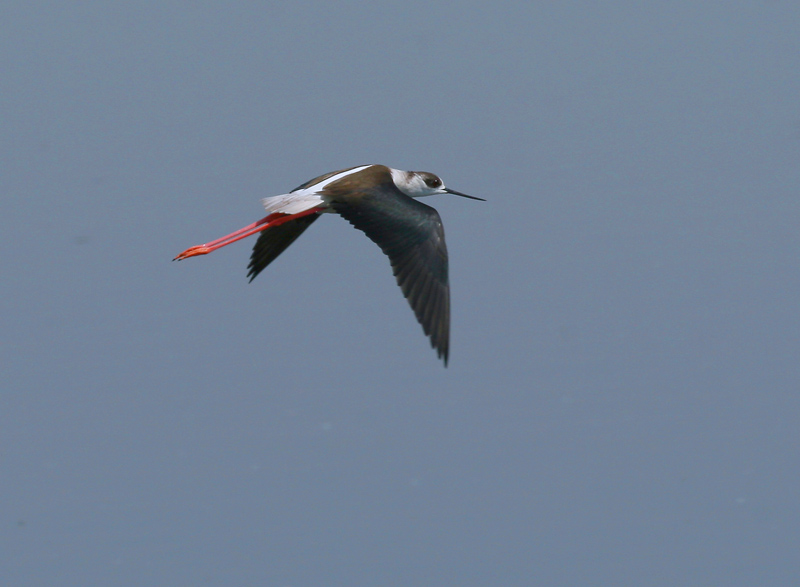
247, 214, 320, 282
332, 193, 450, 364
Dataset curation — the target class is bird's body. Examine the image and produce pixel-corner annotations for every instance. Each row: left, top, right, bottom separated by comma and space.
174, 164, 483, 365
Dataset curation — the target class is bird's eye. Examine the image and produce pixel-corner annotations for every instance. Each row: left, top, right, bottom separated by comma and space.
425, 177, 441, 188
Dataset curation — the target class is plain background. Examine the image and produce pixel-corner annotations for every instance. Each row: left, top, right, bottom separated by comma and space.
2, 2, 799, 585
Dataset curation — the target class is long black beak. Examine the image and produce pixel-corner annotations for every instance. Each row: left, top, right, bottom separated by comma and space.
444, 188, 486, 201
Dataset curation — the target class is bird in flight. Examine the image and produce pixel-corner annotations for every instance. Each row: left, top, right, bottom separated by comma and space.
174, 164, 484, 365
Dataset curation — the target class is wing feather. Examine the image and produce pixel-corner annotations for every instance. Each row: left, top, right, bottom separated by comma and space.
332, 190, 450, 364
247, 214, 320, 282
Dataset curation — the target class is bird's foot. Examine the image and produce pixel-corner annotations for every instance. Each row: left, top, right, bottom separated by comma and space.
173, 245, 211, 261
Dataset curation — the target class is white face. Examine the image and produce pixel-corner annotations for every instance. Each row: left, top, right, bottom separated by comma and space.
390, 169, 448, 198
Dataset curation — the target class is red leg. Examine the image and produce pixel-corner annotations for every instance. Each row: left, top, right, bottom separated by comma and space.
174, 207, 324, 260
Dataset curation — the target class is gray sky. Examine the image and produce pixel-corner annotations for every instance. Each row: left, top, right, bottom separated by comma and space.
2, 2, 799, 585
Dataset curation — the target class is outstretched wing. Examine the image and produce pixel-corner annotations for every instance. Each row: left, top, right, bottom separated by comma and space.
332, 192, 450, 364
247, 214, 320, 282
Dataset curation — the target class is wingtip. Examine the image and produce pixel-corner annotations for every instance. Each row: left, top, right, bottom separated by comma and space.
437, 344, 449, 367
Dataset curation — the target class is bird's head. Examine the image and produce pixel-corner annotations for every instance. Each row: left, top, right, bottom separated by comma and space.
390, 169, 485, 201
